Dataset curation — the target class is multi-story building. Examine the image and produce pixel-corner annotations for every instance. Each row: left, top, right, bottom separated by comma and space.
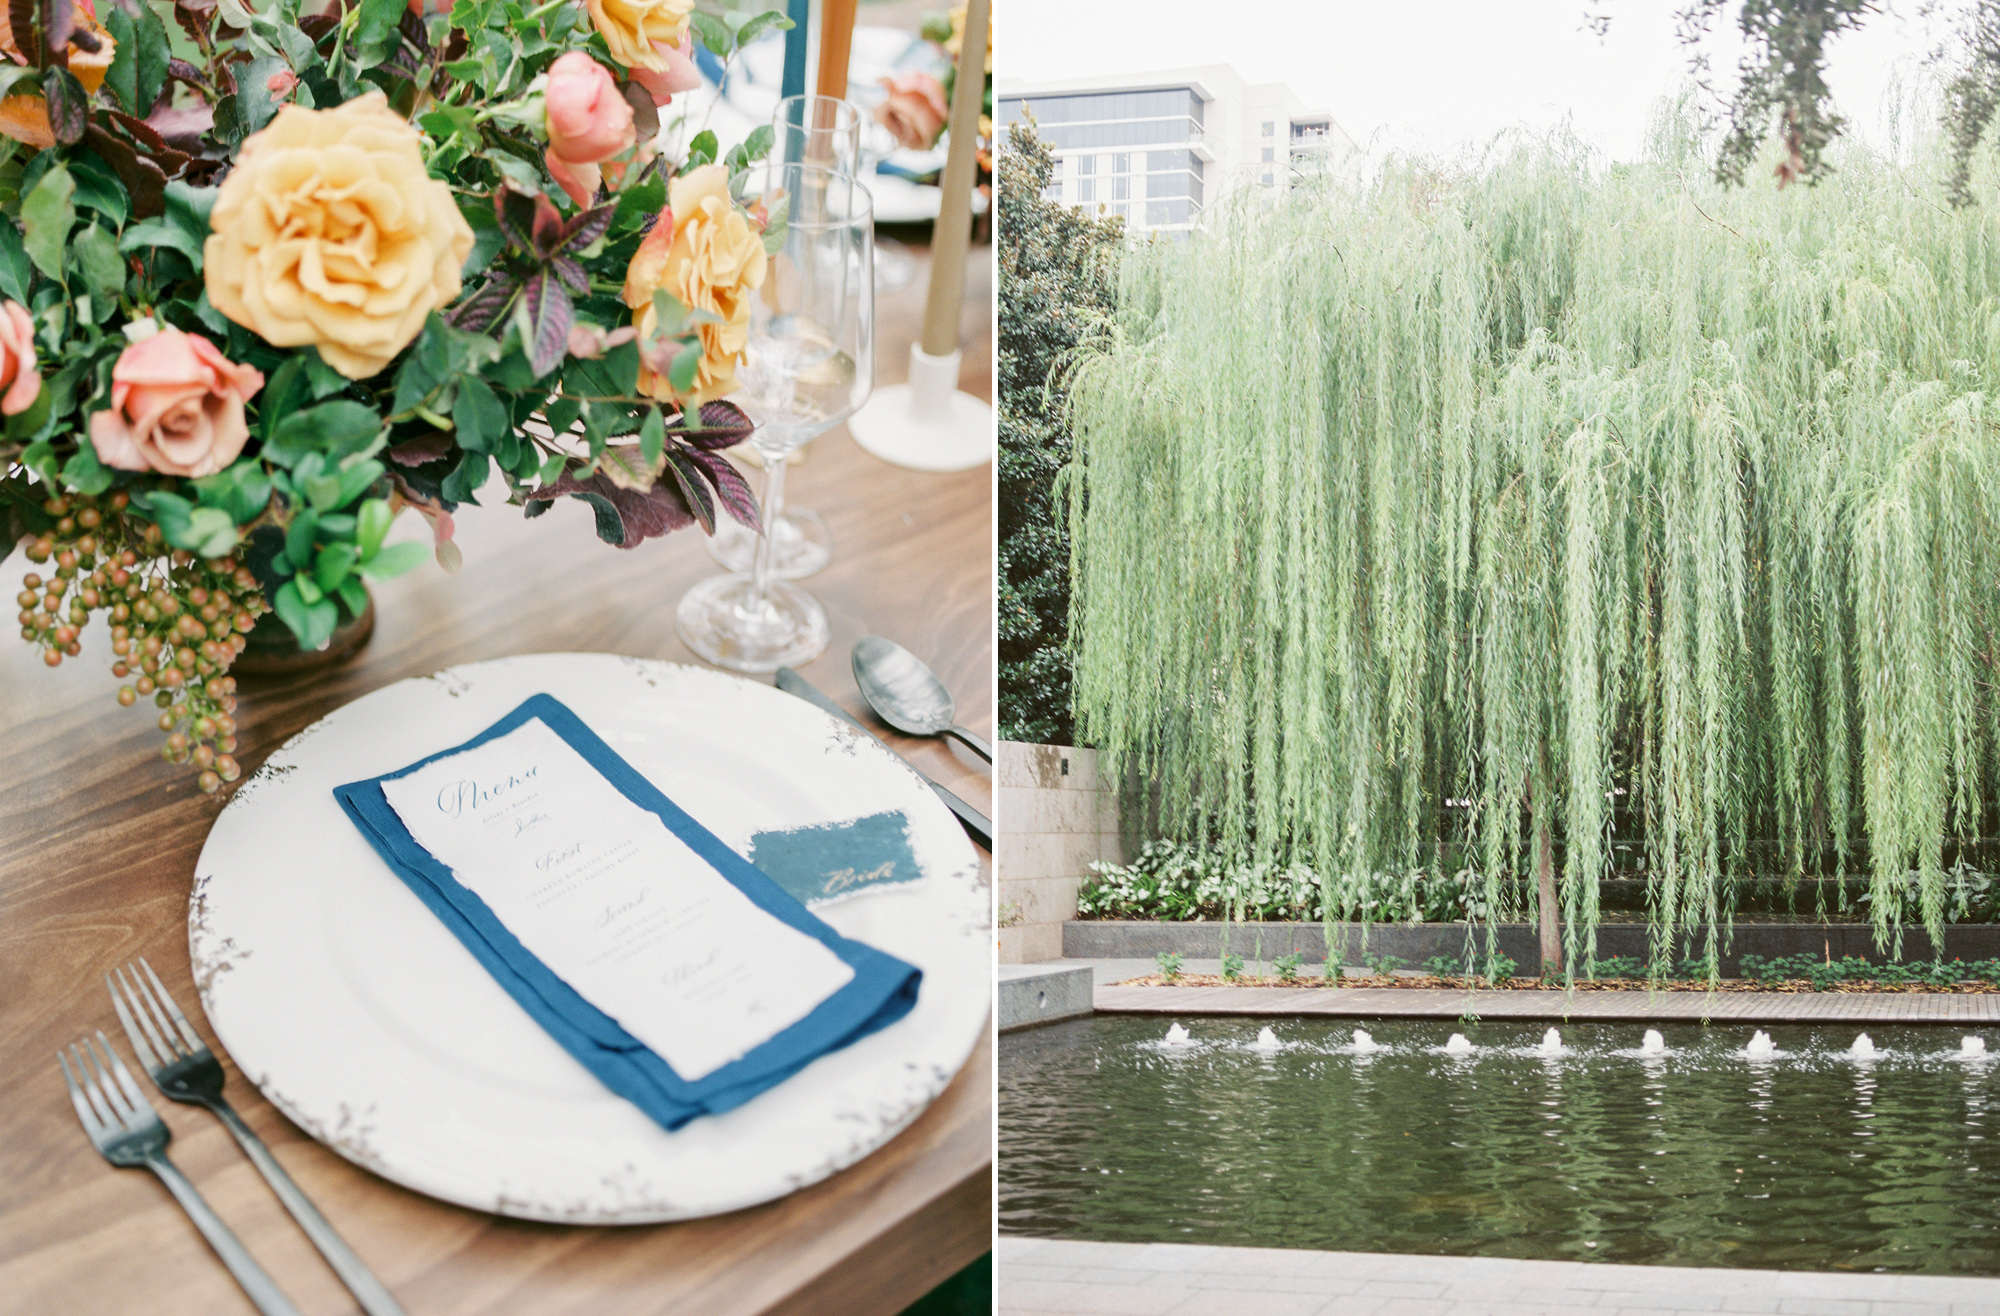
997, 64, 1360, 238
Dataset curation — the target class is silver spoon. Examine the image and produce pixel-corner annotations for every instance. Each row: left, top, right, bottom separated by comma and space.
852, 636, 993, 761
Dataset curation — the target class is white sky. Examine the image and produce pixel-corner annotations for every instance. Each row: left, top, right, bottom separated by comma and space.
996, 0, 1950, 166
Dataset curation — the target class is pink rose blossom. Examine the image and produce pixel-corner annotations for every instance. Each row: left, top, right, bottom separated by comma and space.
0, 300, 40, 416
875, 70, 947, 152
544, 53, 637, 207
89, 328, 264, 478
629, 33, 700, 107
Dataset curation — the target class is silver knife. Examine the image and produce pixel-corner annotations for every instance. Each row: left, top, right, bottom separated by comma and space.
775, 667, 993, 849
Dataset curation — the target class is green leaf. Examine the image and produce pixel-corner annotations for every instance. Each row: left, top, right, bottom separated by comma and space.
59, 440, 111, 496
21, 163, 74, 282
74, 224, 122, 308
612, 173, 665, 231
351, 0, 405, 65
336, 575, 368, 617
102, 3, 138, 114
190, 461, 274, 524
0, 221, 31, 303
41, 67, 87, 147
236, 54, 292, 140
179, 507, 239, 557
285, 507, 319, 571
668, 342, 701, 395
356, 539, 428, 579
639, 406, 664, 466
450, 373, 507, 454
687, 129, 719, 168
689, 10, 732, 57
130, 5, 170, 116
4, 380, 48, 438
314, 542, 357, 592
356, 498, 392, 558
439, 450, 488, 504
733, 9, 793, 46
265, 401, 383, 468
67, 153, 127, 229
122, 180, 214, 270
724, 123, 775, 173
273, 577, 339, 649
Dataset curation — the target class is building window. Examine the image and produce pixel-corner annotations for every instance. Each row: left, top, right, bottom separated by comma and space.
1260, 171, 1274, 186
1261, 146, 1274, 162
1261, 121, 1274, 136
1076, 154, 1096, 175
1111, 176, 1130, 201
1077, 179, 1095, 203
1112, 153, 1131, 175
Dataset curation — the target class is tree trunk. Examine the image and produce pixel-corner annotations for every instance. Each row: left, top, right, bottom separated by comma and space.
1537, 814, 1561, 978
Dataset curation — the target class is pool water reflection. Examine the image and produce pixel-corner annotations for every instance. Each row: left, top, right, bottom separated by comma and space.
999, 1016, 2000, 1272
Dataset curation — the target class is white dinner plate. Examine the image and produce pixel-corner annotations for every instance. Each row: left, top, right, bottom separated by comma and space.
188, 653, 990, 1223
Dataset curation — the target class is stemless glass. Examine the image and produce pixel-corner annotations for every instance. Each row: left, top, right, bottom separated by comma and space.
676, 163, 874, 672
706, 95, 866, 581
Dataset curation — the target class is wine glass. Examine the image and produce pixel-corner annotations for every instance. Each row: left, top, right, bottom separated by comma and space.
705, 95, 865, 581
676, 163, 874, 672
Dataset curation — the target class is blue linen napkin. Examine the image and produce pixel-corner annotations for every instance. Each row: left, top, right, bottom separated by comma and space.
332, 692, 922, 1130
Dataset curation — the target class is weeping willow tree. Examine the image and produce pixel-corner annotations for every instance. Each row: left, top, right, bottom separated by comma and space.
1065, 110, 2000, 978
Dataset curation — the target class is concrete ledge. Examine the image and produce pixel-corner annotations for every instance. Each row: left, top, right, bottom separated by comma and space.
1064, 919, 2000, 975
1091, 983, 2000, 1023
996, 1236, 2000, 1316
1000, 963, 1094, 1032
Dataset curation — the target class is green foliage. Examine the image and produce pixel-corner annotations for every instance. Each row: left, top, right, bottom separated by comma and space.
1153, 950, 1183, 982
1423, 953, 1518, 984
1739, 952, 2000, 986
1075, 838, 1489, 924
1219, 951, 1245, 981
997, 120, 1122, 744
1273, 951, 1304, 981
1067, 113, 2000, 981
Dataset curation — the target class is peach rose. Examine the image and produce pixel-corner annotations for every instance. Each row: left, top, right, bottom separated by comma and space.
0, 300, 39, 416
0, 1, 115, 150
204, 93, 474, 379
629, 33, 700, 106
875, 71, 947, 152
622, 164, 766, 405
89, 328, 264, 478
543, 52, 635, 207
585, 0, 692, 72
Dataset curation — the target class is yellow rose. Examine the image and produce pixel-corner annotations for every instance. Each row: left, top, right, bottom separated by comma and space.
623, 164, 766, 406
586, 0, 692, 72
203, 92, 474, 380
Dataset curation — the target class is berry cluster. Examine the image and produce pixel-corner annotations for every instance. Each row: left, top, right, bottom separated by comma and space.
17, 492, 266, 793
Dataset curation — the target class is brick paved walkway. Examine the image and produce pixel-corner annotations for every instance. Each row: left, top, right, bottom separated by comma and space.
1093, 984, 2000, 1024
997, 1237, 2000, 1316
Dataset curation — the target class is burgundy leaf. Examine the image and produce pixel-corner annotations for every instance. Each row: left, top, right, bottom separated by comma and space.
551, 254, 587, 294
496, 187, 538, 251
684, 448, 759, 530
670, 399, 755, 450
560, 202, 615, 252
164, 56, 209, 90
619, 80, 658, 140
41, 0, 72, 55
299, 11, 337, 38
518, 270, 574, 378
529, 190, 564, 258
67, 27, 98, 51
84, 125, 169, 217
146, 101, 213, 151
446, 270, 520, 333
9, 0, 38, 68
387, 432, 455, 466
42, 66, 85, 146
523, 469, 695, 549
661, 448, 715, 534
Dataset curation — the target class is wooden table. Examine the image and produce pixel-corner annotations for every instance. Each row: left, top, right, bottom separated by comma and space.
0, 237, 993, 1316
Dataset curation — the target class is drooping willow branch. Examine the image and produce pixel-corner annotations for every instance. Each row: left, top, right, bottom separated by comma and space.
1065, 116, 2000, 977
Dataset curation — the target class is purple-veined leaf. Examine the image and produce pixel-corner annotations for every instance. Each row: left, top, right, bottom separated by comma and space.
522, 468, 694, 549
84, 125, 168, 217
670, 399, 755, 450
105, 110, 192, 173
684, 447, 759, 530
386, 432, 454, 466
447, 270, 520, 333
551, 254, 588, 294
9, 0, 39, 68
529, 190, 564, 257
596, 442, 660, 491
661, 448, 715, 535
147, 100, 212, 150
42, 67, 85, 145
518, 270, 574, 378
496, 187, 539, 251
560, 202, 615, 252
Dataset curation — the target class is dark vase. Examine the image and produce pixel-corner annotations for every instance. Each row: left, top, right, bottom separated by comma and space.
232, 589, 375, 675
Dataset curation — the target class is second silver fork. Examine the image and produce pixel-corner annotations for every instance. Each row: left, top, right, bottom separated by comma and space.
110, 958, 407, 1316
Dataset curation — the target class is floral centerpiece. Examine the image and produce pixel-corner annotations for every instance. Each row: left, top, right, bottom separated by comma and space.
0, 0, 787, 789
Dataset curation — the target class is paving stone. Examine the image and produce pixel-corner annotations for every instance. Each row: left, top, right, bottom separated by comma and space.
1161, 1290, 1334, 1316
1001, 1278, 1192, 1315
1775, 1300, 1881, 1316
1093, 984, 2000, 1024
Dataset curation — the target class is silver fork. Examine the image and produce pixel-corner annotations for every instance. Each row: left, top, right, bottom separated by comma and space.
60, 1032, 302, 1316
109, 959, 407, 1316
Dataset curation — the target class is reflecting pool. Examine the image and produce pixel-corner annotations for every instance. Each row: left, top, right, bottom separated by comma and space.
999, 1016, 2000, 1272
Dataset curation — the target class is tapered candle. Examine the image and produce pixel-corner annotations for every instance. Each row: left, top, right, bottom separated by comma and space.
919, 0, 988, 358
815, 0, 857, 100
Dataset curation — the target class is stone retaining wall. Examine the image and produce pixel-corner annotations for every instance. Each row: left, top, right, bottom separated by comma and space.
997, 742, 1122, 962
1063, 919, 2000, 976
